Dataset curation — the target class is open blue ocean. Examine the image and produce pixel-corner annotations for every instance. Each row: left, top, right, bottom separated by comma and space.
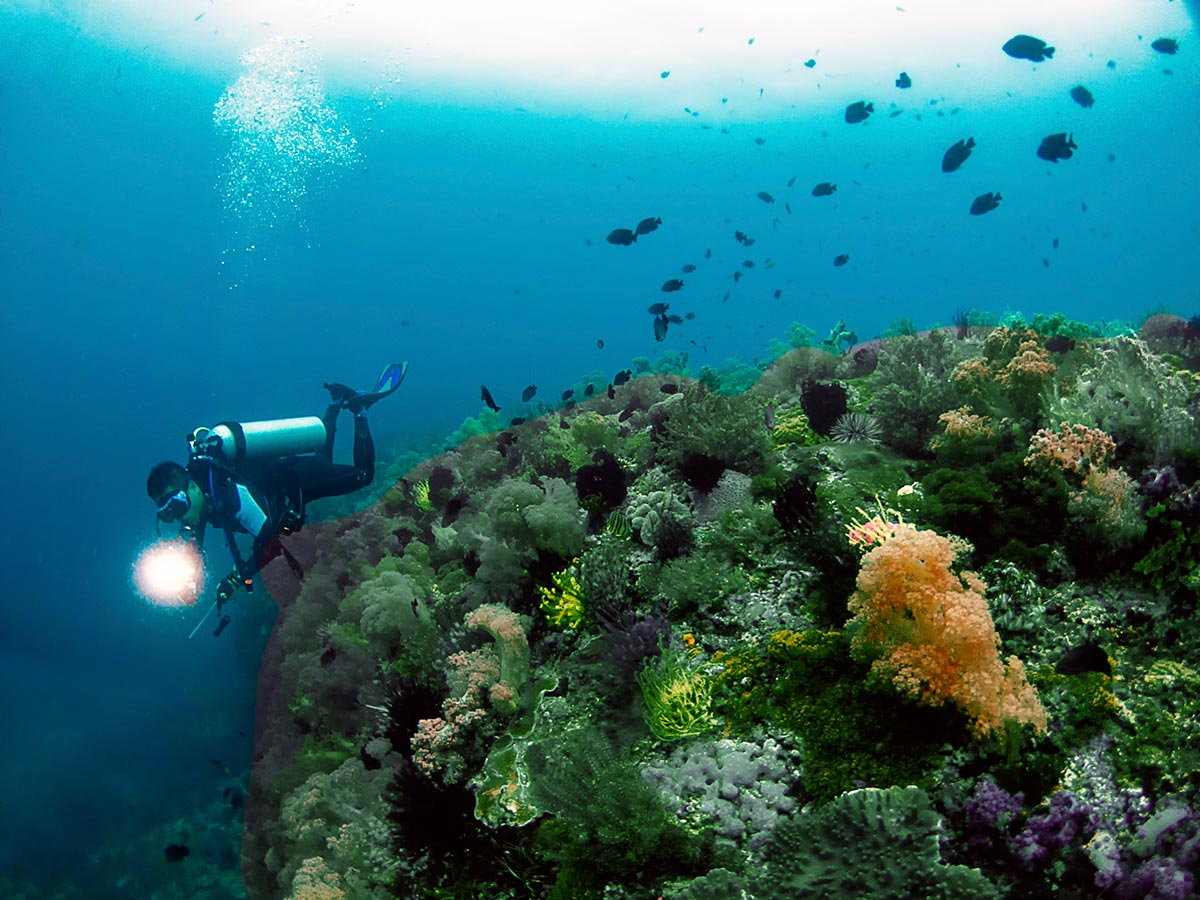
1, 2, 1198, 898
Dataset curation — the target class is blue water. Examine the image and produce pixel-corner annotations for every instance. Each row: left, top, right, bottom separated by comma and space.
1, 4, 1197, 894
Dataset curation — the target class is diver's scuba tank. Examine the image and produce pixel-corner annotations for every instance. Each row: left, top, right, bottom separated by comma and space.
188, 417, 326, 465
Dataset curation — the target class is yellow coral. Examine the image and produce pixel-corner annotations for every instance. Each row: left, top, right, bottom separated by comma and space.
413, 479, 433, 511
537, 563, 586, 629
771, 405, 822, 449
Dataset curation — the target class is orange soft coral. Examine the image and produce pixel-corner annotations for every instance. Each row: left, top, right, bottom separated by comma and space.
847, 524, 1046, 736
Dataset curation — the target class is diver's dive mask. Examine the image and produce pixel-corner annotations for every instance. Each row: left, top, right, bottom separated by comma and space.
156, 489, 191, 523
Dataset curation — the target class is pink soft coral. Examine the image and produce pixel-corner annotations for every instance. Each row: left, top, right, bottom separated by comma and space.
848, 524, 1046, 736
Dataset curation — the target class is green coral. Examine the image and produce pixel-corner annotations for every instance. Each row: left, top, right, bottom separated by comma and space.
637, 645, 720, 742
657, 383, 771, 474
761, 786, 997, 899
716, 630, 951, 802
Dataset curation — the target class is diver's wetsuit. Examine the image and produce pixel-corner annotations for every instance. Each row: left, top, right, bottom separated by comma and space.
189, 402, 375, 577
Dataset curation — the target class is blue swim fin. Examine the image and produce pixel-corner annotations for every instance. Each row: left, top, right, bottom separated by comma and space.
346, 362, 408, 414
374, 361, 409, 394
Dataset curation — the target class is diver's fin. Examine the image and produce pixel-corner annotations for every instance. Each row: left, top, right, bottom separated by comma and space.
373, 361, 409, 395
347, 362, 408, 414
324, 382, 358, 406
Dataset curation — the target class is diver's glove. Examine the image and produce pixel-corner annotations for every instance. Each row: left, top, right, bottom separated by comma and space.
215, 572, 242, 606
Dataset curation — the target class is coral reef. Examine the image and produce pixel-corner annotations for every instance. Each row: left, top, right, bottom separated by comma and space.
237, 321, 1200, 900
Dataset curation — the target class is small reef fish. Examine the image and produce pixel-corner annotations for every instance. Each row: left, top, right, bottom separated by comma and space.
1002, 34, 1054, 62
833, 253, 850, 266
653, 314, 669, 341
811, 182, 837, 196
756, 191, 776, 203
1151, 38, 1179, 55
480, 385, 501, 412
605, 216, 662, 246
941, 137, 975, 172
596, 338, 605, 349
521, 384, 537, 402
1037, 132, 1077, 162
583, 383, 595, 396
613, 368, 632, 385
636, 216, 663, 235
894, 71, 912, 89
605, 228, 637, 246
1069, 85, 1095, 108
647, 302, 670, 315
661, 279, 684, 292
844, 100, 873, 123
681, 263, 696, 273
969, 192, 1002, 215
734, 230, 756, 246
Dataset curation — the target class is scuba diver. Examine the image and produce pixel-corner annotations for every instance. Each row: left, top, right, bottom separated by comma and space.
145, 362, 408, 630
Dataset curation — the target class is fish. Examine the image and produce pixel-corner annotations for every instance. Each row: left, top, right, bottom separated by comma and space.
1069, 85, 1095, 108
653, 314, 669, 341
804, 58, 816, 68
941, 137, 975, 172
647, 302, 670, 315
559, 418, 570, 429
785, 202, 792, 215
561, 389, 574, 401
733, 270, 743, 282
667, 314, 683, 324
496, 431, 517, 457
705, 248, 712, 258
1037, 132, 1077, 162
164, 844, 190, 863
660, 383, 679, 394
1002, 34, 1054, 62
833, 253, 850, 267
734, 230, 756, 246
606, 227, 637, 246
787, 176, 797, 187
774, 289, 782, 299
583, 383, 595, 396
685, 311, 696, 320
607, 384, 616, 399
636, 216, 663, 235
969, 192, 1002, 215
756, 191, 776, 203
844, 100, 874, 123
894, 71, 912, 89
521, 384, 537, 402
614, 369, 632, 385
480, 385, 501, 412
509, 416, 526, 426
681, 263, 696, 273
661, 279, 684, 292
596, 338, 605, 349
605, 510, 632, 538
811, 182, 837, 196
1151, 38, 1179, 55
1052, 237, 1060, 249
742, 259, 755, 269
